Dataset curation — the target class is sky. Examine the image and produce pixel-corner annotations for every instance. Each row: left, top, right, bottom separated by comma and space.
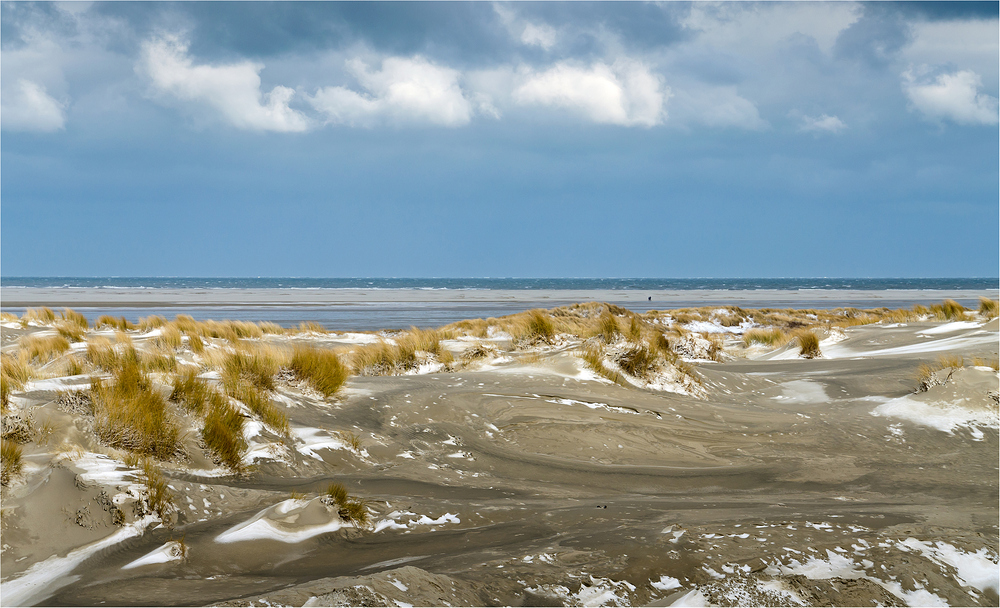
1, 1, 998, 278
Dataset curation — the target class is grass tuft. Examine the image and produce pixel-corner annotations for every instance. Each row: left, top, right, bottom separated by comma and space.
155, 324, 183, 350
326, 482, 349, 505
20, 334, 71, 363
1, 439, 23, 485
202, 396, 248, 473
139, 459, 173, 521
188, 333, 205, 354
23, 307, 56, 325
289, 346, 349, 397
594, 313, 621, 344
221, 349, 287, 434
338, 499, 369, 525
930, 299, 966, 321
615, 343, 657, 380
978, 297, 998, 320
580, 344, 627, 386
794, 330, 821, 359
1, 352, 33, 410
971, 356, 1000, 371
90, 357, 181, 459
61, 308, 89, 329
169, 369, 213, 415
742, 328, 787, 347
352, 340, 415, 376
96, 315, 135, 331
138, 316, 167, 332
509, 309, 556, 347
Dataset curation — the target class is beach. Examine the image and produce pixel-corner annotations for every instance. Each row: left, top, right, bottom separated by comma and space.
1, 295, 997, 607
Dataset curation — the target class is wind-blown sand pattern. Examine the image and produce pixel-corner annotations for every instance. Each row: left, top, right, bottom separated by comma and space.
1, 301, 997, 607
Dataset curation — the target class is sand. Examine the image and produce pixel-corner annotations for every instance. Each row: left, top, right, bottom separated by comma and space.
1, 303, 997, 607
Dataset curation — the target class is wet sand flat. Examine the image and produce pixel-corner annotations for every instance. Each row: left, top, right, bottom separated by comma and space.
1, 301, 997, 607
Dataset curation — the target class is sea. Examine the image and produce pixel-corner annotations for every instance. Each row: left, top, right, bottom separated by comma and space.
2, 277, 997, 331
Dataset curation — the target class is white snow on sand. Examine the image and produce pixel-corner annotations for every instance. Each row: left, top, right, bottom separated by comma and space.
1, 515, 158, 607
896, 538, 999, 592
872, 396, 998, 434
122, 541, 187, 569
290, 426, 350, 460
215, 499, 348, 544
918, 321, 983, 335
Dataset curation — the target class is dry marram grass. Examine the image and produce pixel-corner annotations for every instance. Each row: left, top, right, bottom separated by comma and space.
1, 439, 23, 485
290, 346, 349, 397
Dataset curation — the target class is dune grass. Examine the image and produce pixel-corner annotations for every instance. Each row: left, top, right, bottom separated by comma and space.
506, 309, 556, 347
1, 352, 33, 410
139, 460, 173, 520
297, 321, 327, 334
970, 356, 1000, 371
742, 328, 787, 347
289, 346, 349, 397
154, 324, 183, 350
978, 297, 998, 320
444, 317, 490, 338
794, 330, 822, 359
169, 370, 214, 416
326, 482, 349, 505
23, 307, 56, 325
258, 321, 286, 335
55, 321, 86, 343
90, 357, 181, 460
96, 315, 135, 331
615, 343, 658, 379
351, 340, 417, 376
20, 334, 71, 364
930, 299, 967, 321
60, 308, 89, 330
580, 344, 627, 386
202, 396, 249, 473
220, 349, 288, 434
916, 354, 967, 391
594, 312, 621, 344
339, 499, 370, 525
188, 333, 206, 354
138, 315, 167, 332
1, 439, 23, 485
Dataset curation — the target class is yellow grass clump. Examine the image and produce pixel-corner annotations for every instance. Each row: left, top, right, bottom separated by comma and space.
138, 315, 167, 332
1, 352, 33, 410
795, 330, 821, 359
202, 394, 248, 473
139, 459, 173, 520
594, 312, 621, 344
23, 307, 56, 325
352, 340, 416, 376
20, 334, 71, 363
1, 439, 23, 485
508, 309, 556, 347
55, 321, 86, 342
188, 333, 205, 354
60, 308, 89, 329
169, 369, 214, 415
220, 349, 288, 434
289, 346, 349, 398
580, 344, 627, 387
930, 299, 966, 321
978, 297, 998, 320
258, 321, 286, 335
615, 343, 658, 379
742, 328, 787, 347
90, 357, 181, 460
970, 356, 1000, 371
96, 315, 135, 331
154, 324, 183, 350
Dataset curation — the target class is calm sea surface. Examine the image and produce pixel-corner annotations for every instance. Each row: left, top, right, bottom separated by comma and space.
2, 278, 996, 330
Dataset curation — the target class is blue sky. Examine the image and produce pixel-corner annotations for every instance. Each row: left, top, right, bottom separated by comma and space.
2, 1, 997, 278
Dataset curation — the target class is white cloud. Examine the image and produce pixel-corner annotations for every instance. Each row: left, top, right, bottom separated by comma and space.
309, 56, 474, 127
513, 61, 668, 127
521, 22, 558, 50
494, 4, 558, 51
902, 68, 999, 125
2, 79, 67, 132
139, 34, 309, 132
669, 85, 766, 130
799, 113, 847, 133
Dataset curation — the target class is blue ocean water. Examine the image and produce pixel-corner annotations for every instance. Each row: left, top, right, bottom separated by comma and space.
2, 277, 997, 290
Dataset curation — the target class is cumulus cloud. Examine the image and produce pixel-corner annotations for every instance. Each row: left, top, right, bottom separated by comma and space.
902, 68, 999, 125
309, 56, 474, 127
513, 61, 668, 127
139, 34, 309, 132
799, 113, 847, 133
1, 79, 67, 132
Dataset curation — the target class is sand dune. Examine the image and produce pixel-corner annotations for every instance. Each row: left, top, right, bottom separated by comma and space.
1, 303, 997, 607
